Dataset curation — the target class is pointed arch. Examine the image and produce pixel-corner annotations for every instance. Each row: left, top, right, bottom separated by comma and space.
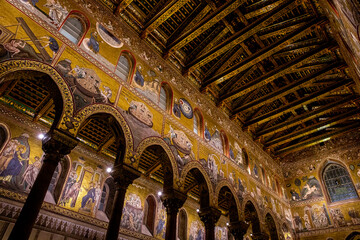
49, 156, 71, 204
0, 123, 11, 154
115, 50, 136, 82
220, 130, 229, 157
180, 162, 214, 208
73, 104, 133, 163
193, 108, 204, 138
243, 200, 261, 235
178, 208, 188, 240
215, 180, 242, 223
0, 60, 75, 133
58, 10, 90, 45
318, 159, 358, 203
158, 82, 173, 114
144, 194, 157, 235
264, 211, 279, 240
135, 137, 179, 183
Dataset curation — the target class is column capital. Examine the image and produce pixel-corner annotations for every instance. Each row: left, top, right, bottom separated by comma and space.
198, 206, 221, 228
111, 164, 141, 189
42, 129, 78, 162
228, 221, 250, 239
161, 189, 187, 214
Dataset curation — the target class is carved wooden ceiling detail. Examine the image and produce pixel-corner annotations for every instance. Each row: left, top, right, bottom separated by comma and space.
100, 0, 360, 160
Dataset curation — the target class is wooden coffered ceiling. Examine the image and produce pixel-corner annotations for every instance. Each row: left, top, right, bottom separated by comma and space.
99, 0, 360, 160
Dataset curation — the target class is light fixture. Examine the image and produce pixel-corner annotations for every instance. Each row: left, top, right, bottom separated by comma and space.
106, 167, 112, 173
157, 191, 162, 196
196, 209, 200, 213
38, 133, 45, 139
226, 222, 229, 226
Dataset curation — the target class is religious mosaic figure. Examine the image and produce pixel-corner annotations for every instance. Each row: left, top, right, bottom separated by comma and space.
189, 220, 205, 240
300, 176, 323, 200
21, 156, 42, 191
60, 171, 80, 207
0, 133, 30, 189
330, 209, 346, 227
80, 182, 101, 213
55, 59, 112, 110
164, 126, 194, 167
121, 193, 143, 232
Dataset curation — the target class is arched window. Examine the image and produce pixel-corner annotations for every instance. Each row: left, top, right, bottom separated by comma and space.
47, 157, 70, 204
323, 163, 358, 202
220, 130, 229, 157
0, 124, 10, 153
193, 109, 204, 137
158, 83, 172, 113
59, 12, 89, 44
98, 183, 109, 212
144, 195, 156, 235
115, 52, 134, 81
178, 209, 187, 240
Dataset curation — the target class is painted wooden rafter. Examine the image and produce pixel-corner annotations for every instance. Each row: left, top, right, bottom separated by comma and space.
256, 95, 358, 137
219, 41, 333, 103
266, 108, 360, 148
185, 0, 297, 70
243, 79, 353, 127
202, 17, 327, 90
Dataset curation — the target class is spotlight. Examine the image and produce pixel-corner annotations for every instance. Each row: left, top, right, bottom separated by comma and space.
157, 191, 162, 196
196, 209, 200, 213
226, 222, 229, 226
106, 167, 112, 173
38, 133, 45, 139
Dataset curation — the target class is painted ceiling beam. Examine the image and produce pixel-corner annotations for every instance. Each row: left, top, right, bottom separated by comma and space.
256, 95, 359, 137
204, 46, 242, 79
276, 120, 360, 156
218, 41, 333, 103
231, 62, 342, 114
242, 78, 353, 127
202, 17, 327, 90
165, 0, 243, 50
33, 98, 54, 123
266, 107, 360, 148
144, 161, 162, 177
114, 0, 134, 15
184, 182, 198, 193
97, 135, 116, 153
258, 14, 312, 35
141, 0, 189, 39
185, 0, 296, 71
219, 65, 258, 95
166, 2, 208, 47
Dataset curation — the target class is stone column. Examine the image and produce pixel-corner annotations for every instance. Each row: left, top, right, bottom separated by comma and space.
228, 221, 250, 240
105, 165, 141, 240
198, 207, 221, 240
8, 129, 78, 240
161, 190, 187, 240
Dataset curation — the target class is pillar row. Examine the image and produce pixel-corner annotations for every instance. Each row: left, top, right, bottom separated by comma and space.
161, 189, 187, 240
105, 164, 141, 240
9, 129, 78, 240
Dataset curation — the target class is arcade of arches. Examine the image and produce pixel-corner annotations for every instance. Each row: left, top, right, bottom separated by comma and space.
0, 0, 360, 239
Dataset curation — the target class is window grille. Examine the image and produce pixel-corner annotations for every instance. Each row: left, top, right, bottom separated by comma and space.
323, 164, 358, 202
